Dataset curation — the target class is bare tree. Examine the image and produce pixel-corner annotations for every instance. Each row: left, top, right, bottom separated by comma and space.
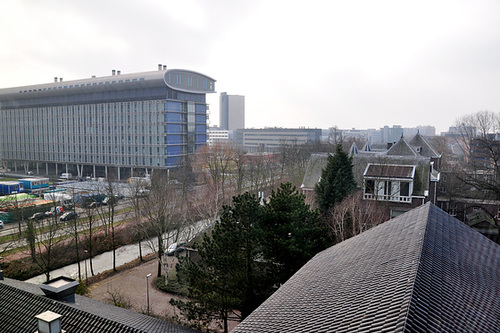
279, 140, 316, 187
139, 172, 183, 278
81, 204, 96, 276
327, 190, 388, 243
196, 143, 234, 203
128, 177, 150, 262
230, 147, 247, 195
29, 212, 67, 281
453, 111, 500, 199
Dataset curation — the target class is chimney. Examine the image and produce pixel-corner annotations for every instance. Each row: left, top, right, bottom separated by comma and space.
91, 75, 96, 78
117, 70, 121, 75
54, 77, 58, 83
59, 78, 63, 82
35, 311, 63, 333
163, 65, 167, 70
39, 276, 79, 303
158, 64, 162, 71
112, 69, 116, 76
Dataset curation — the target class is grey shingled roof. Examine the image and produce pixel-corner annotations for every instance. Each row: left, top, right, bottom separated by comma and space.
408, 132, 440, 158
364, 164, 415, 179
301, 153, 330, 190
233, 203, 500, 332
386, 137, 420, 156
0, 278, 199, 333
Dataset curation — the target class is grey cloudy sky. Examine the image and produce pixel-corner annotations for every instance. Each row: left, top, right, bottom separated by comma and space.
1, 0, 499, 134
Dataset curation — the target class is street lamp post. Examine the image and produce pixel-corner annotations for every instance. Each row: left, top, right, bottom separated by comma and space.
83, 250, 88, 285
146, 273, 152, 315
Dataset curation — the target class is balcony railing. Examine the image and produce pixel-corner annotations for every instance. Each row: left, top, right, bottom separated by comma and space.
363, 193, 412, 203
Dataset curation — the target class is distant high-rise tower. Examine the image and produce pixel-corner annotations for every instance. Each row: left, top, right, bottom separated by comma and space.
220, 92, 245, 130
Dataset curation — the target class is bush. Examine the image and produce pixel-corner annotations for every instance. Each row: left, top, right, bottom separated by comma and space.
155, 270, 188, 296
75, 279, 90, 296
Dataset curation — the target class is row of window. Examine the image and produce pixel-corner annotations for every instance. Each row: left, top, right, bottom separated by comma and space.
18, 78, 146, 93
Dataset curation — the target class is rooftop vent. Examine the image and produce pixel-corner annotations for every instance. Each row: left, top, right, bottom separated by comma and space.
59, 78, 63, 82
158, 63, 162, 70
112, 69, 116, 76
163, 65, 167, 70
39, 276, 79, 303
117, 70, 121, 75
54, 77, 58, 83
35, 310, 64, 333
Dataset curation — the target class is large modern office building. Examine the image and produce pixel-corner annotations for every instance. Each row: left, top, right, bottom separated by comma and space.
0, 65, 215, 179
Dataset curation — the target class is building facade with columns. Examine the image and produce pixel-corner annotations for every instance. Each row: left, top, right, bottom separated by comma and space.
0, 65, 215, 180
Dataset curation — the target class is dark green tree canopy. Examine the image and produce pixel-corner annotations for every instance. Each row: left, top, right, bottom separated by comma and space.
259, 182, 330, 285
315, 144, 357, 213
173, 184, 331, 330
173, 192, 268, 331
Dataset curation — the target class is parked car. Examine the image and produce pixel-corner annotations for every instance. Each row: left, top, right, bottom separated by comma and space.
102, 196, 115, 206
62, 199, 74, 210
167, 242, 186, 256
60, 211, 77, 221
45, 206, 63, 217
88, 201, 101, 209
0, 220, 4, 229
137, 189, 150, 197
29, 212, 45, 221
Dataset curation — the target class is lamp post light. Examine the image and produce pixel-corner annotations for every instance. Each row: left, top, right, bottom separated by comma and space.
83, 250, 88, 285
146, 273, 152, 315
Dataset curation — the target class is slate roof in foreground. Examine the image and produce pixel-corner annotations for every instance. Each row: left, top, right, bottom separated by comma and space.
0, 278, 198, 333
233, 203, 500, 332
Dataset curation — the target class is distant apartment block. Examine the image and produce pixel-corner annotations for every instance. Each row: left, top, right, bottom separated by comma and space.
220, 92, 245, 131
334, 125, 436, 145
236, 128, 321, 152
207, 127, 230, 146
0, 65, 215, 179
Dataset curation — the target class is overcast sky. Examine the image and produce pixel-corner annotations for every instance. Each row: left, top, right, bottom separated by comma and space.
1, 0, 499, 134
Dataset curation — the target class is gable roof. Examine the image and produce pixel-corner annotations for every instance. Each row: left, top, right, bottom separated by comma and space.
386, 137, 420, 156
0, 278, 198, 333
408, 132, 440, 158
233, 203, 500, 332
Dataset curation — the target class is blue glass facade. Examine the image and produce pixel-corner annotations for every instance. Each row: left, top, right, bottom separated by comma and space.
0, 68, 215, 172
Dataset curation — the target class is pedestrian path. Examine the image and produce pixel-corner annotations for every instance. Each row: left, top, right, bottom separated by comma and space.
26, 219, 211, 284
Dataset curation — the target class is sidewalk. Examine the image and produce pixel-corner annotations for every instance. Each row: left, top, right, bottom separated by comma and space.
88, 256, 240, 332
89, 258, 182, 320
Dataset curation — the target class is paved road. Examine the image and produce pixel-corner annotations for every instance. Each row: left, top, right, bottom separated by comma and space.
0, 203, 133, 254
26, 219, 211, 284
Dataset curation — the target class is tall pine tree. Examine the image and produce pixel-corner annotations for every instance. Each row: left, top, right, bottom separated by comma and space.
172, 192, 268, 331
315, 144, 356, 214
259, 182, 330, 285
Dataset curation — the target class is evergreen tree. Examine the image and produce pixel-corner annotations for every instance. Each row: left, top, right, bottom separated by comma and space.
172, 185, 331, 329
315, 144, 357, 214
172, 192, 267, 332
259, 182, 330, 285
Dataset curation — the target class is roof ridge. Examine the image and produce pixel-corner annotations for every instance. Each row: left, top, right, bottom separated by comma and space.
399, 202, 432, 332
